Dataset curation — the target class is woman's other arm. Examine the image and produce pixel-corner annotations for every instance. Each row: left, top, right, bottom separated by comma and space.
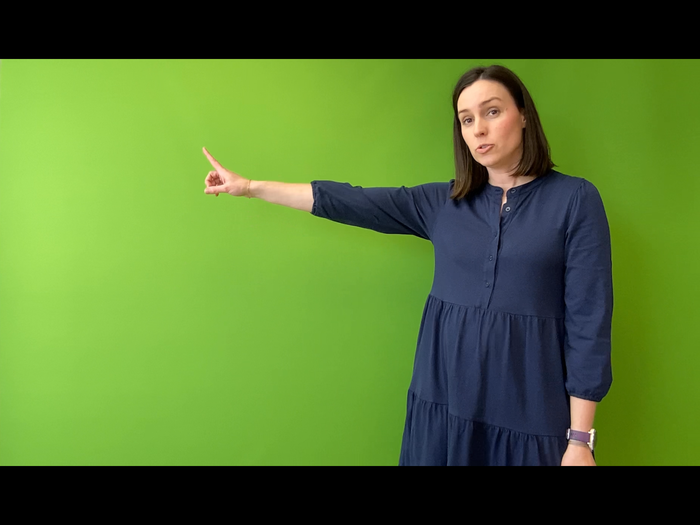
561, 179, 613, 466
561, 397, 597, 466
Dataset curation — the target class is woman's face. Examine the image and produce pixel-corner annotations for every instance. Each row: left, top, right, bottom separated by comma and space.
457, 79, 526, 176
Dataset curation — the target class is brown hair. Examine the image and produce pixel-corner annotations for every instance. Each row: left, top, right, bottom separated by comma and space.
451, 64, 555, 200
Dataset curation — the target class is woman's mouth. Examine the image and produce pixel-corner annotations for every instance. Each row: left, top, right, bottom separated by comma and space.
476, 144, 493, 153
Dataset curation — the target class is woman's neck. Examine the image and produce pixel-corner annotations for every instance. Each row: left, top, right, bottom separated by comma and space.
488, 169, 535, 191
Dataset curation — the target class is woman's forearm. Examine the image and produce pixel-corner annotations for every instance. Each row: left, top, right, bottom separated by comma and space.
248, 180, 314, 213
569, 396, 597, 432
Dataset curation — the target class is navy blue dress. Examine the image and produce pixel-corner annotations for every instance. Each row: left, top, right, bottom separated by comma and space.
310, 170, 613, 466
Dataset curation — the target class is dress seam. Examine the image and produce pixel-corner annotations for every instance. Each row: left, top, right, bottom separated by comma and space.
563, 179, 587, 235
447, 412, 563, 439
426, 181, 452, 241
426, 294, 564, 321
408, 390, 563, 439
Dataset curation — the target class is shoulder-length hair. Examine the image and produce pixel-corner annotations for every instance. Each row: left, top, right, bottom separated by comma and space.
451, 65, 555, 200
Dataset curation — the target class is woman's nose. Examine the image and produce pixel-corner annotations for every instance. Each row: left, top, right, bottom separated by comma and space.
473, 119, 487, 136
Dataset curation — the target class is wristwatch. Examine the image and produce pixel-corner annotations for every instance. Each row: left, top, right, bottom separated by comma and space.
566, 428, 596, 452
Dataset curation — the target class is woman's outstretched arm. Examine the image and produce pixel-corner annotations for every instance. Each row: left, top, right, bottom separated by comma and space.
203, 147, 313, 212
204, 146, 448, 239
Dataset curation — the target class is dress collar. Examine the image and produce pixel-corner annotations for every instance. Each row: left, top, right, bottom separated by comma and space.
484, 170, 554, 197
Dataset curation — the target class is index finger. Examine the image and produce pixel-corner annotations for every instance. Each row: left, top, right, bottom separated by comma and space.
203, 147, 224, 171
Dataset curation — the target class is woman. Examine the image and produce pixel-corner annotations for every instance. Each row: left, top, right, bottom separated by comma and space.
202, 64, 613, 466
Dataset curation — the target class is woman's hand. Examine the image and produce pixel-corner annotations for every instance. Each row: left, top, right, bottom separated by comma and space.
561, 442, 596, 466
203, 147, 250, 197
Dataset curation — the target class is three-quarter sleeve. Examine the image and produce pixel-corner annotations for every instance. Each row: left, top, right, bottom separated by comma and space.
563, 180, 613, 402
310, 180, 450, 241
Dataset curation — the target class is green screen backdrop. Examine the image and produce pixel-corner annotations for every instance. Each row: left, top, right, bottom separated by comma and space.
1, 59, 698, 465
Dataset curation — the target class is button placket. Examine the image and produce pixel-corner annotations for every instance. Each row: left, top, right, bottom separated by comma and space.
483, 230, 499, 306
488, 185, 522, 307
481, 189, 502, 308
500, 185, 521, 227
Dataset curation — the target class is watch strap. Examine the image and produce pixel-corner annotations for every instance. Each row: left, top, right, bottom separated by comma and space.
566, 428, 596, 452
567, 429, 591, 443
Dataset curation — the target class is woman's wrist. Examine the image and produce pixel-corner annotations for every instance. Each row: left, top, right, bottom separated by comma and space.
566, 439, 590, 449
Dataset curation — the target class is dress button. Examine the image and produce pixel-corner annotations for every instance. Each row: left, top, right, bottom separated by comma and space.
485, 281, 490, 287
511, 189, 516, 194
505, 206, 511, 212
489, 255, 493, 261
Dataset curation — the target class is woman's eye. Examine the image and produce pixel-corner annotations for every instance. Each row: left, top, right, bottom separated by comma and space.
488, 108, 499, 116
462, 117, 472, 125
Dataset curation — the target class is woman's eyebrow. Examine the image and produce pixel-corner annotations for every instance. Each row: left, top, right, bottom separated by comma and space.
458, 97, 502, 115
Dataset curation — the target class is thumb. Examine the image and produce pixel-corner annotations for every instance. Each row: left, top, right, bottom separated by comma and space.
203, 147, 225, 172
204, 185, 227, 195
